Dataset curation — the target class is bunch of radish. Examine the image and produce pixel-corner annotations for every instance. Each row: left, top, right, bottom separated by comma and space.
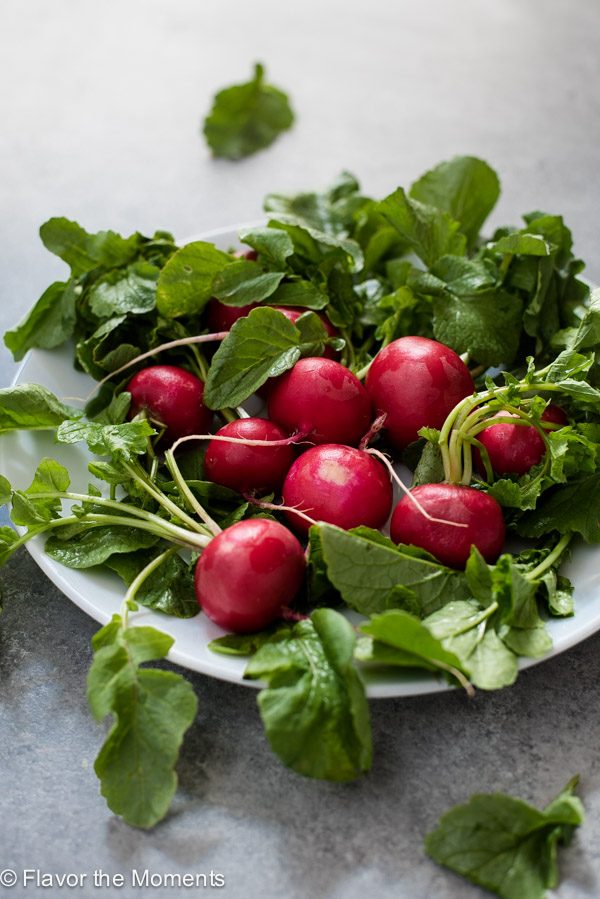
121, 299, 568, 635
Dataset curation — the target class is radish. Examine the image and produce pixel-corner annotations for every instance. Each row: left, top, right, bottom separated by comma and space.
390, 483, 505, 568
281, 444, 392, 536
127, 365, 212, 443
366, 336, 474, 450
268, 357, 372, 446
206, 300, 258, 332
203, 417, 295, 494
194, 518, 306, 632
475, 405, 568, 477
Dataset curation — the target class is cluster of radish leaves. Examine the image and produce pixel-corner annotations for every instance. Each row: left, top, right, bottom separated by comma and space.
1, 155, 600, 852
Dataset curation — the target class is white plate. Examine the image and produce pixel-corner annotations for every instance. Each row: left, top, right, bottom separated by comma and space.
1, 227, 599, 698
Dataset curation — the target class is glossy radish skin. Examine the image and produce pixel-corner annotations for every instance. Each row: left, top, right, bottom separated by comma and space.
206, 299, 258, 332
268, 358, 372, 446
204, 417, 294, 495
366, 336, 474, 450
127, 365, 212, 443
475, 405, 568, 477
282, 444, 393, 536
390, 484, 505, 568
194, 519, 305, 632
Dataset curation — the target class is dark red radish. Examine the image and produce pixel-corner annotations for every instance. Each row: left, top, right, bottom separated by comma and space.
127, 365, 212, 443
366, 336, 474, 450
206, 299, 258, 332
475, 405, 568, 478
282, 444, 392, 536
194, 518, 305, 632
234, 249, 258, 261
390, 483, 505, 568
204, 417, 295, 495
268, 358, 372, 446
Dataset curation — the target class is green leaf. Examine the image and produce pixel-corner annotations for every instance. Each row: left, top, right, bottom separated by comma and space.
378, 187, 466, 267
104, 549, 198, 618
318, 524, 469, 617
56, 419, 156, 459
4, 281, 77, 361
203, 306, 325, 409
490, 232, 551, 256
0, 383, 79, 433
425, 777, 584, 899
410, 156, 500, 247
212, 260, 285, 306
557, 289, 600, 352
239, 227, 294, 269
269, 280, 329, 309
88, 262, 159, 318
0, 526, 19, 566
11, 458, 70, 526
45, 526, 159, 569
39, 218, 141, 276
357, 610, 470, 688
88, 616, 197, 828
0, 475, 12, 508
245, 609, 372, 781
203, 63, 294, 160
208, 626, 289, 656
433, 289, 523, 367
517, 474, 600, 543
155, 240, 231, 318
264, 171, 365, 235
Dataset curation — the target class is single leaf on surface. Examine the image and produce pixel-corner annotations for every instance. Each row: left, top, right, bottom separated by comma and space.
203, 63, 294, 160
378, 187, 466, 267
318, 524, 469, 617
203, 306, 325, 409
39, 218, 141, 276
4, 281, 76, 361
212, 260, 285, 306
0, 383, 79, 433
425, 776, 584, 899
45, 525, 159, 569
245, 609, 372, 781
155, 241, 231, 318
410, 156, 500, 247
87, 616, 197, 829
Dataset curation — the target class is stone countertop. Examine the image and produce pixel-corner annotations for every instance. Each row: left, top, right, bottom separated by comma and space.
1, 2, 599, 897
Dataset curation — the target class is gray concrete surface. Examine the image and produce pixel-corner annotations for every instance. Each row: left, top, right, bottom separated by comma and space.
1, 1, 600, 896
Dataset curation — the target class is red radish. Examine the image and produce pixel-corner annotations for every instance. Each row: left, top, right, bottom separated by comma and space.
235, 249, 258, 260
366, 336, 474, 450
475, 405, 568, 477
206, 300, 258, 332
390, 484, 505, 568
282, 444, 392, 536
204, 417, 295, 494
268, 357, 372, 446
194, 518, 305, 632
127, 365, 212, 443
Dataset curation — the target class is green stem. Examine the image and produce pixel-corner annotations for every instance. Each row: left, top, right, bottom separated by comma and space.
526, 534, 573, 581
164, 449, 221, 535
122, 461, 209, 536
120, 546, 180, 622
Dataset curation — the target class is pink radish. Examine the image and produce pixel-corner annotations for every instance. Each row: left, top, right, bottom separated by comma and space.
194, 518, 305, 632
127, 365, 212, 443
475, 404, 568, 477
281, 444, 392, 536
203, 417, 295, 494
390, 483, 505, 568
268, 357, 372, 446
366, 336, 474, 450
